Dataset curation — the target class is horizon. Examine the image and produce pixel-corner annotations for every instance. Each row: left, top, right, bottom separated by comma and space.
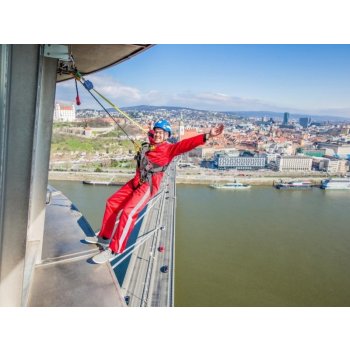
55, 45, 350, 120
72, 104, 350, 122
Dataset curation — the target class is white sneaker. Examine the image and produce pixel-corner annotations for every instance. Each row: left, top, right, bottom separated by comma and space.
92, 248, 115, 264
85, 235, 109, 246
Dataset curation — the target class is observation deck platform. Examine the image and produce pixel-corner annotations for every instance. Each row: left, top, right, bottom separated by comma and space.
27, 186, 125, 306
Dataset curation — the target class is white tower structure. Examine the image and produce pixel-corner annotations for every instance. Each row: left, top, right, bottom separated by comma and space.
179, 114, 185, 141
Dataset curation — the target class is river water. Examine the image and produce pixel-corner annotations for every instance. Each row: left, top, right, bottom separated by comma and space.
49, 180, 350, 306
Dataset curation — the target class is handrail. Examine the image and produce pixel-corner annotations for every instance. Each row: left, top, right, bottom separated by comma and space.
108, 190, 165, 263
95, 190, 164, 236
110, 226, 163, 269
134, 190, 164, 227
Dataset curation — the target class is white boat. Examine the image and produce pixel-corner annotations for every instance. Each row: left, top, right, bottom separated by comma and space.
210, 182, 251, 190
321, 178, 350, 190
275, 181, 312, 190
82, 180, 123, 186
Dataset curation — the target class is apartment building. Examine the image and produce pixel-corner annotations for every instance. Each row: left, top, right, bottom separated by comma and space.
215, 153, 266, 170
319, 158, 348, 174
276, 155, 312, 172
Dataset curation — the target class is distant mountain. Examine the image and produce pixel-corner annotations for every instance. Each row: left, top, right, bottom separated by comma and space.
78, 105, 350, 122
112, 105, 208, 113
122, 106, 350, 122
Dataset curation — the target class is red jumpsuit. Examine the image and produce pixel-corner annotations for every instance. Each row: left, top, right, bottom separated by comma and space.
99, 134, 206, 253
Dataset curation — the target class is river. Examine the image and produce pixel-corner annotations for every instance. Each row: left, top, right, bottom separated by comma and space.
49, 180, 350, 306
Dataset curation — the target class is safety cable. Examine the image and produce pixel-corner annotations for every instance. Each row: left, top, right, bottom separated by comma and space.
69, 66, 151, 152
92, 89, 147, 133
56, 54, 148, 151
76, 78, 140, 150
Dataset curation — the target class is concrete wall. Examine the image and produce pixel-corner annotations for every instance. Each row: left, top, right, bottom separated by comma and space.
0, 45, 57, 306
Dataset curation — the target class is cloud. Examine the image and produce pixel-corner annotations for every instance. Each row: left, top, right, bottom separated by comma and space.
88, 75, 142, 103
55, 77, 350, 118
169, 91, 283, 112
56, 75, 166, 108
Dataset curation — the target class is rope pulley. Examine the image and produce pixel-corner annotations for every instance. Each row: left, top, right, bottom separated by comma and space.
83, 79, 94, 91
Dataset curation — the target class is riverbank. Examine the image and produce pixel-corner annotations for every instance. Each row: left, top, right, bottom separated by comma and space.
48, 169, 330, 186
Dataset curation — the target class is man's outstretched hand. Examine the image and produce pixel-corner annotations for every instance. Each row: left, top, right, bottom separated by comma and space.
209, 124, 224, 138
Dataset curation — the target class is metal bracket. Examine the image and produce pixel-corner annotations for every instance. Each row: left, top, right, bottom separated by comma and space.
44, 45, 69, 60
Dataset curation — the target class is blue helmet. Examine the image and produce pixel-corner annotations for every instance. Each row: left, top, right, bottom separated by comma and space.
153, 120, 172, 136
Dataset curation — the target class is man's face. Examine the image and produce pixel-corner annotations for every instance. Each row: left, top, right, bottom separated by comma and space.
153, 128, 169, 144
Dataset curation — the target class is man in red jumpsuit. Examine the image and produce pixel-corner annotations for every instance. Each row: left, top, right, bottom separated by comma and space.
88, 120, 224, 263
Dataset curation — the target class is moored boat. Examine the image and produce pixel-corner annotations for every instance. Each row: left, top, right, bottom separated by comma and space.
82, 180, 123, 186
321, 178, 350, 190
275, 181, 312, 190
210, 182, 251, 190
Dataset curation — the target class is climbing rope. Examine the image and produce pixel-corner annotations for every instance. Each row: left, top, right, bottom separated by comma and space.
57, 53, 152, 151
77, 78, 140, 150
67, 65, 150, 152
92, 88, 147, 133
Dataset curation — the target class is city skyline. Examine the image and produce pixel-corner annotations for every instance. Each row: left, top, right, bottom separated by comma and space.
55, 45, 350, 119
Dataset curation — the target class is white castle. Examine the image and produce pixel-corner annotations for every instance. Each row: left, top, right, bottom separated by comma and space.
53, 103, 76, 122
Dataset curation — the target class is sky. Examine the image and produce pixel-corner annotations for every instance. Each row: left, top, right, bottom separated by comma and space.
55, 44, 350, 118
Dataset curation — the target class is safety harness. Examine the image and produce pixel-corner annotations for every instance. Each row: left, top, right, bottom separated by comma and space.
135, 142, 168, 190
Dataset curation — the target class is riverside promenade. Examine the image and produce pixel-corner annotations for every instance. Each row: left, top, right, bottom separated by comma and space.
49, 168, 330, 186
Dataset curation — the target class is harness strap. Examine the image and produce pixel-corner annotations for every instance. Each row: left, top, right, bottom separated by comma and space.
135, 143, 168, 191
